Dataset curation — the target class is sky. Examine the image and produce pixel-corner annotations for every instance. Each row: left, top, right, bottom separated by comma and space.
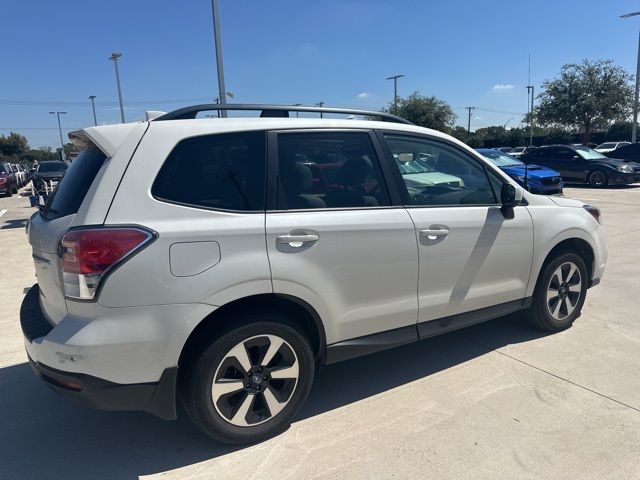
1, 0, 639, 149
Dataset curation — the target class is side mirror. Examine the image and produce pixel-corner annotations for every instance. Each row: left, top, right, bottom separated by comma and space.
501, 183, 523, 207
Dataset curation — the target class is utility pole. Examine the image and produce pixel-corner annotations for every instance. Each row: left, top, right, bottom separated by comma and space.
316, 101, 324, 118
621, 12, 640, 142
211, 0, 228, 118
109, 53, 125, 123
465, 106, 475, 140
89, 95, 97, 126
49, 111, 67, 161
386, 74, 405, 114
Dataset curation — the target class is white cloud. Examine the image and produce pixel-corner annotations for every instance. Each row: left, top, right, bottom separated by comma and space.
492, 83, 515, 91
474, 116, 484, 120
356, 92, 370, 99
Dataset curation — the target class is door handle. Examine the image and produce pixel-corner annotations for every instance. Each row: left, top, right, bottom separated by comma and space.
419, 227, 450, 238
276, 233, 319, 245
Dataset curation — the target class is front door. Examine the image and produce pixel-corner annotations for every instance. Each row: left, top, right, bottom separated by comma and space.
379, 133, 534, 329
265, 130, 419, 345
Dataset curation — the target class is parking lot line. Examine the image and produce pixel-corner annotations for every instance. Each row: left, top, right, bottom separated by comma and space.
0, 209, 6, 218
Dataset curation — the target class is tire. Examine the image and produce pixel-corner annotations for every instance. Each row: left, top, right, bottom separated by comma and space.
180, 314, 315, 444
526, 251, 588, 332
11, 185, 18, 195
588, 170, 608, 188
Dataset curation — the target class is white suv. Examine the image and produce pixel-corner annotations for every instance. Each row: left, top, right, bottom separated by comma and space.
22, 105, 607, 444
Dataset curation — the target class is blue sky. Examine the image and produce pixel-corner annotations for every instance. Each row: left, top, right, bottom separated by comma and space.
1, 0, 638, 149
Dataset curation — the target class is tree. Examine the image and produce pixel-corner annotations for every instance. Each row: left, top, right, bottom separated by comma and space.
0, 132, 29, 158
386, 91, 457, 133
20, 146, 57, 165
534, 59, 633, 144
605, 121, 633, 141
543, 128, 573, 145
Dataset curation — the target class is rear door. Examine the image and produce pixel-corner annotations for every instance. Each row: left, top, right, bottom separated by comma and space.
28, 148, 107, 324
265, 130, 419, 345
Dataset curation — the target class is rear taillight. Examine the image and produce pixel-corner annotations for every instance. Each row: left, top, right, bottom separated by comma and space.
60, 227, 154, 300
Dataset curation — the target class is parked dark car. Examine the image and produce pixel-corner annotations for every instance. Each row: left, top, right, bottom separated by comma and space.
521, 145, 640, 187
606, 142, 640, 163
0, 162, 18, 196
32, 161, 68, 193
476, 149, 563, 194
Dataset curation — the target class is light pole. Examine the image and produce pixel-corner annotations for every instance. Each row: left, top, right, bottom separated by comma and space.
109, 53, 125, 123
386, 74, 405, 113
527, 85, 535, 146
214, 91, 234, 117
316, 101, 324, 118
89, 95, 97, 126
621, 12, 640, 142
465, 106, 475, 140
211, 0, 228, 118
49, 111, 67, 161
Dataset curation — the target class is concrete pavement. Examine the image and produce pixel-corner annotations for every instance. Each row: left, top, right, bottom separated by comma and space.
0, 186, 639, 480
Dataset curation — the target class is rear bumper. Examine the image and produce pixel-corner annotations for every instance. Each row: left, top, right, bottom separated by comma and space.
28, 356, 177, 420
20, 284, 215, 420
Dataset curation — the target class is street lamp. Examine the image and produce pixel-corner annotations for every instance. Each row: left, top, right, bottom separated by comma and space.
49, 111, 67, 161
89, 95, 97, 126
108, 52, 125, 123
211, 0, 228, 118
621, 11, 640, 143
527, 85, 535, 146
386, 74, 405, 113
214, 91, 234, 117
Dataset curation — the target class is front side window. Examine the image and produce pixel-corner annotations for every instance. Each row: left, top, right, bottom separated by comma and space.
152, 131, 266, 211
383, 134, 497, 206
276, 132, 391, 210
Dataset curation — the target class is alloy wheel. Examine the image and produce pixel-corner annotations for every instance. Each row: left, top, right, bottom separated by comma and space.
590, 171, 606, 187
211, 334, 299, 427
546, 261, 582, 320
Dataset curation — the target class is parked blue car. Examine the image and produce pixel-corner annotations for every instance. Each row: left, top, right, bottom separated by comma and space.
476, 149, 563, 195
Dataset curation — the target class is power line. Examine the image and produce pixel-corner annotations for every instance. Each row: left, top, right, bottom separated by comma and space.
0, 97, 212, 106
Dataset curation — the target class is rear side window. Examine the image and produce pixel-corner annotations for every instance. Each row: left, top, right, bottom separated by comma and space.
42, 148, 106, 220
152, 131, 266, 211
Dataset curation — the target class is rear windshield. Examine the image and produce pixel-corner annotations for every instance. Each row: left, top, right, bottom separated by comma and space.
38, 162, 67, 173
41, 148, 107, 220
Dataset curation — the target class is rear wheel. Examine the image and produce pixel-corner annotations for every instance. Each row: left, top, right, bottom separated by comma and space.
588, 170, 608, 188
526, 251, 588, 331
180, 316, 314, 444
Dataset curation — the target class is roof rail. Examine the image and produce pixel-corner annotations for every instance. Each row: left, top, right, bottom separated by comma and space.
153, 103, 414, 125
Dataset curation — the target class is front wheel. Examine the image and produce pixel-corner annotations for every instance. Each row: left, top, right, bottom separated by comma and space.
526, 252, 588, 331
180, 316, 315, 444
588, 170, 608, 188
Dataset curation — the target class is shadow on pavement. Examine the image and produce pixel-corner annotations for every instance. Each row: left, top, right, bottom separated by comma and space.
0, 313, 547, 480
1, 218, 27, 230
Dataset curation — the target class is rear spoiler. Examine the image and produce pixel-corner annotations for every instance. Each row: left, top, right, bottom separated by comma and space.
68, 123, 142, 158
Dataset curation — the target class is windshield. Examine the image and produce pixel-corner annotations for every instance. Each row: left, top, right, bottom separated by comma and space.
478, 151, 524, 167
0, 165, 6, 174
596, 143, 616, 149
38, 162, 67, 173
575, 147, 607, 160
396, 159, 433, 174
513, 147, 526, 153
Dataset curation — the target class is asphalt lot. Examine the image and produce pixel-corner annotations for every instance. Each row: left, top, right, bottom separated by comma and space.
1, 186, 639, 480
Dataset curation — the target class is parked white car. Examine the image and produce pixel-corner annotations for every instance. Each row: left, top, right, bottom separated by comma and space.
594, 141, 631, 154
22, 104, 607, 444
